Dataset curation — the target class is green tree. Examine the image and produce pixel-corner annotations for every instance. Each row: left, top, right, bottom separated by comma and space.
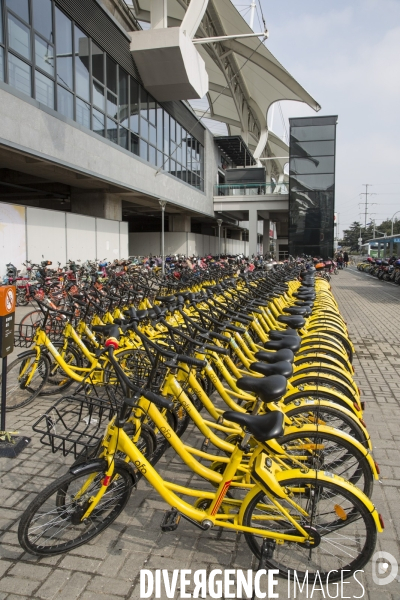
340, 221, 366, 251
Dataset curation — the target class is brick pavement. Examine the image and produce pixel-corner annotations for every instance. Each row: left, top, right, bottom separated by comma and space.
0, 268, 400, 599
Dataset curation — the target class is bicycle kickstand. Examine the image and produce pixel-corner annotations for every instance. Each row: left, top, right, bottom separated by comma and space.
250, 538, 276, 600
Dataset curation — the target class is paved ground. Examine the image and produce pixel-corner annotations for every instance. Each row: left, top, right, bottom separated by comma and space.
0, 268, 400, 600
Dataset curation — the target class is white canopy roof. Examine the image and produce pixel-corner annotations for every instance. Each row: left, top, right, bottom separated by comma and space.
128, 0, 320, 151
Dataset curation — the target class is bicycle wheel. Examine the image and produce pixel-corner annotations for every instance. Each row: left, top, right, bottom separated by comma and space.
277, 430, 373, 497
243, 477, 376, 582
19, 310, 45, 334
18, 459, 133, 556
284, 404, 367, 447
16, 287, 29, 307
2, 350, 51, 411
39, 342, 81, 396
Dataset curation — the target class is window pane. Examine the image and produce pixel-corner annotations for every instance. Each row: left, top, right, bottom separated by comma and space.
176, 143, 182, 164
106, 117, 117, 144
118, 68, 128, 127
149, 123, 156, 146
0, 0, 3, 43
56, 8, 73, 90
8, 52, 31, 95
170, 118, 176, 141
156, 106, 163, 150
149, 145, 156, 166
76, 97, 90, 128
176, 124, 181, 144
8, 13, 30, 59
170, 160, 176, 176
181, 133, 186, 168
163, 111, 169, 155
57, 84, 73, 118
290, 139, 335, 158
157, 150, 163, 168
75, 26, 89, 101
170, 141, 177, 160
106, 54, 117, 94
93, 80, 105, 110
0, 48, 3, 81
131, 132, 139, 155
140, 117, 148, 140
35, 35, 54, 75
290, 156, 335, 176
129, 77, 139, 132
163, 156, 169, 172
92, 42, 104, 83
93, 108, 104, 137
148, 96, 156, 125
32, 0, 53, 41
119, 126, 129, 150
291, 125, 335, 142
6, 0, 29, 23
140, 89, 147, 118
35, 70, 54, 107
139, 139, 147, 160
107, 90, 117, 118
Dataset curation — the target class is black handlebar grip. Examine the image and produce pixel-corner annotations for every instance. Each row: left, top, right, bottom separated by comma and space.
176, 355, 207, 368
210, 330, 229, 342
204, 344, 229, 355
141, 389, 174, 411
105, 325, 121, 347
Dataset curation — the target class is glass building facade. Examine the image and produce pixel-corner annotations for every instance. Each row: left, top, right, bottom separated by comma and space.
0, 0, 204, 190
288, 115, 337, 258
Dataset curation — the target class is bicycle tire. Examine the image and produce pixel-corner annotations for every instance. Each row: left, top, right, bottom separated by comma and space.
2, 350, 51, 411
284, 404, 367, 447
243, 477, 376, 582
18, 459, 133, 556
39, 342, 82, 396
277, 430, 373, 497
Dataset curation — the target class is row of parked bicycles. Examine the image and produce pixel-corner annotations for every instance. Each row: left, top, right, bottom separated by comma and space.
3, 259, 382, 583
357, 255, 400, 283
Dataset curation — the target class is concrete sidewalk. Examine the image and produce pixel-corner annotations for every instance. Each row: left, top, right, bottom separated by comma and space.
0, 269, 399, 600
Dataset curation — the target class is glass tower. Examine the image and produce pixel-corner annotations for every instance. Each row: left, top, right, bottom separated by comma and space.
288, 115, 337, 258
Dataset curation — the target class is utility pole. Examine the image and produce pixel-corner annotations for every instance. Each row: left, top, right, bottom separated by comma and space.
361, 184, 370, 229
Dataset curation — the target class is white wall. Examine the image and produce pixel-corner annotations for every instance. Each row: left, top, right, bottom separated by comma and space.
66, 213, 96, 262
0, 203, 26, 272
0, 202, 129, 277
129, 232, 249, 257
96, 219, 120, 262
120, 222, 129, 258
27, 207, 67, 266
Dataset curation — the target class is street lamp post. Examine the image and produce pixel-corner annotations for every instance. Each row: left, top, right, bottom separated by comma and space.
217, 219, 223, 259
391, 211, 400, 236
159, 200, 167, 274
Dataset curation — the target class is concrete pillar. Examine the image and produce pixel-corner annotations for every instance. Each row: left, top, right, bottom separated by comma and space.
71, 190, 122, 221
248, 207, 258, 257
263, 219, 270, 256
169, 215, 191, 232
150, 0, 167, 29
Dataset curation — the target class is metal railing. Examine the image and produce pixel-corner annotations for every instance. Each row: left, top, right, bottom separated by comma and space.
214, 182, 288, 196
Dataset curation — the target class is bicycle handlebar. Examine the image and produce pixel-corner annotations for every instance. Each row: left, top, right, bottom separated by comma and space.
106, 344, 174, 411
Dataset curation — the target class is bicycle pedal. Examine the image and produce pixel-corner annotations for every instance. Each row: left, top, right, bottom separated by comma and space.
160, 509, 181, 532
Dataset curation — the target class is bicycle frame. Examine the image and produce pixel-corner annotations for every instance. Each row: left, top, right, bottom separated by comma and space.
78, 402, 383, 539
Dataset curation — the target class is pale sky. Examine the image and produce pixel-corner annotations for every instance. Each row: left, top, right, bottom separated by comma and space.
246, 0, 400, 237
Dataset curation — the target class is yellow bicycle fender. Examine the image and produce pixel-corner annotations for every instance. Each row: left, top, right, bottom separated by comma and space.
283, 398, 372, 451
282, 424, 378, 480
284, 386, 363, 417
275, 468, 383, 533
